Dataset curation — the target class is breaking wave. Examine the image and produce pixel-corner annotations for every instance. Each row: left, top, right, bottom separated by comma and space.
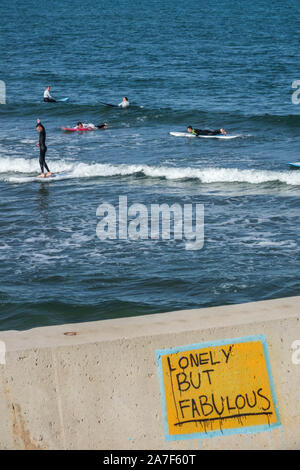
1, 156, 300, 186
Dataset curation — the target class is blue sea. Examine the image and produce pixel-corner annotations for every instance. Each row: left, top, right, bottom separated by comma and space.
0, 0, 299, 331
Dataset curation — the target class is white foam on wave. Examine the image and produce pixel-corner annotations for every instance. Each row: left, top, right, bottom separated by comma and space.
20, 139, 36, 144
1, 156, 300, 186
255, 240, 298, 248
0, 156, 73, 175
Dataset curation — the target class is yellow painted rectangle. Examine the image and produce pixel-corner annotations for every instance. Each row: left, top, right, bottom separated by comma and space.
157, 336, 280, 439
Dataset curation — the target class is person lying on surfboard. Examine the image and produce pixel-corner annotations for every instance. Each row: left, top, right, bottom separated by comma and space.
118, 97, 130, 108
36, 119, 51, 178
187, 126, 226, 136
43, 86, 56, 103
74, 122, 108, 130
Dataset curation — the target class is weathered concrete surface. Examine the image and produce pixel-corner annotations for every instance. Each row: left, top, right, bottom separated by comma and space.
0, 296, 299, 449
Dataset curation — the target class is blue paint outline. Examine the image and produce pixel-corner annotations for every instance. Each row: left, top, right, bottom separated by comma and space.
155, 334, 281, 441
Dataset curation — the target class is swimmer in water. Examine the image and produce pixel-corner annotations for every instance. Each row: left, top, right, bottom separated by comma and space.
118, 97, 130, 108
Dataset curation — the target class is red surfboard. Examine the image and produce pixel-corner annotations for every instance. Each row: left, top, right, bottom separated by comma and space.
61, 127, 95, 132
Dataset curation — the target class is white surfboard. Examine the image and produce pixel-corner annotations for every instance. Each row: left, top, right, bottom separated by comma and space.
169, 131, 239, 139
36, 173, 69, 179
9, 174, 69, 183
288, 162, 300, 168
170, 132, 196, 138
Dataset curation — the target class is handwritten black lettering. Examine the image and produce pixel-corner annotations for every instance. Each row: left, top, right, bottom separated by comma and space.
199, 395, 214, 416
176, 372, 190, 392
235, 394, 246, 410
221, 345, 233, 363
257, 388, 271, 411
178, 356, 189, 370
190, 371, 201, 389
191, 398, 200, 418
211, 393, 225, 416
167, 356, 176, 373
190, 353, 199, 368
202, 369, 214, 385
245, 391, 257, 408
198, 353, 209, 365
209, 350, 221, 365
178, 399, 190, 419
226, 396, 236, 412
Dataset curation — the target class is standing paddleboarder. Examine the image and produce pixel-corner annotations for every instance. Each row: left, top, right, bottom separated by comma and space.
36, 119, 51, 178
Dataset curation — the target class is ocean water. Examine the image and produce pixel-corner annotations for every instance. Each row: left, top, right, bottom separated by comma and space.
0, 0, 299, 331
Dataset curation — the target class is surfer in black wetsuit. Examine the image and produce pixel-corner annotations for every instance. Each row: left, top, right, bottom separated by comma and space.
187, 126, 227, 136
97, 122, 108, 129
36, 119, 51, 178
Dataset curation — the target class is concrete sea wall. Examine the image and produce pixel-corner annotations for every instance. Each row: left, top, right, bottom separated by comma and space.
0, 296, 299, 449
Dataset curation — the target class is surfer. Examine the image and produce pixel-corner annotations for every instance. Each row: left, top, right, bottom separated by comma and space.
43, 86, 56, 103
75, 122, 108, 130
118, 97, 130, 108
187, 126, 226, 136
36, 120, 51, 178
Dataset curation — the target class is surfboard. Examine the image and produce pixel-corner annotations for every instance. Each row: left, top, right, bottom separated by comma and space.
170, 132, 196, 138
169, 131, 238, 139
99, 101, 118, 108
36, 173, 68, 179
288, 162, 300, 168
61, 127, 94, 132
57, 97, 69, 102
